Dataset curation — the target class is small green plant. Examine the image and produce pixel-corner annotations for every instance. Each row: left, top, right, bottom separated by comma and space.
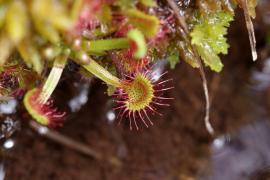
0, 0, 258, 133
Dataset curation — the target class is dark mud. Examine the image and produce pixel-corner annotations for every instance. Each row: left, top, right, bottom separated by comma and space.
2, 3, 270, 180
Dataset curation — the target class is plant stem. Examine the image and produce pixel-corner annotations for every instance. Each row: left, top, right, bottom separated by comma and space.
166, 0, 214, 135
39, 51, 69, 103
81, 38, 129, 54
82, 59, 121, 87
241, 0, 257, 61
166, 0, 188, 34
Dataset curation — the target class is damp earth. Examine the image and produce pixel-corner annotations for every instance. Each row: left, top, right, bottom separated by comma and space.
1, 2, 270, 180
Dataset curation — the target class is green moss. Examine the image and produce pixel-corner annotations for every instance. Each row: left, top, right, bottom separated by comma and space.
191, 11, 233, 72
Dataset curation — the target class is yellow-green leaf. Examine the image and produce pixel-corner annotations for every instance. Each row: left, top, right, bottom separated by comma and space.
127, 29, 147, 59
0, 4, 7, 29
18, 41, 44, 74
6, 1, 28, 44
139, 0, 156, 7
190, 11, 233, 72
0, 34, 13, 65
127, 9, 160, 38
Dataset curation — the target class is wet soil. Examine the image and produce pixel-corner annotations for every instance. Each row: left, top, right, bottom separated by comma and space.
2, 6, 270, 180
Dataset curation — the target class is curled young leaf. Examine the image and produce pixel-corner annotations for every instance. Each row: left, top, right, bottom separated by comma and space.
127, 29, 147, 59
127, 9, 160, 38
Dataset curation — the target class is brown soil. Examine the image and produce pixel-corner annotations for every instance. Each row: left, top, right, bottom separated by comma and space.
2, 6, 269, 180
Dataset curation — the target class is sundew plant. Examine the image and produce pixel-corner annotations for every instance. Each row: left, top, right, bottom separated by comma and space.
0, 0, 257, 134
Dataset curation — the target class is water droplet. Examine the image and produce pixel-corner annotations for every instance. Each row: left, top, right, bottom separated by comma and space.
212, 135, 230, 150
3, 139, 14, 149
107, 111, 116, 123
37, 126, 48, 135
0, 99, 17, 114
68, 83, 90, 112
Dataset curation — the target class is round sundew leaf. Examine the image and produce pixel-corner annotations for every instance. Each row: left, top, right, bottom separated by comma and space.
24, 88, 65, 127
24, 88, 49, 126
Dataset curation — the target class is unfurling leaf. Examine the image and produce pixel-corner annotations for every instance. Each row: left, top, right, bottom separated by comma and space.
127, 9, 160, 38
127, 29, 147, 59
